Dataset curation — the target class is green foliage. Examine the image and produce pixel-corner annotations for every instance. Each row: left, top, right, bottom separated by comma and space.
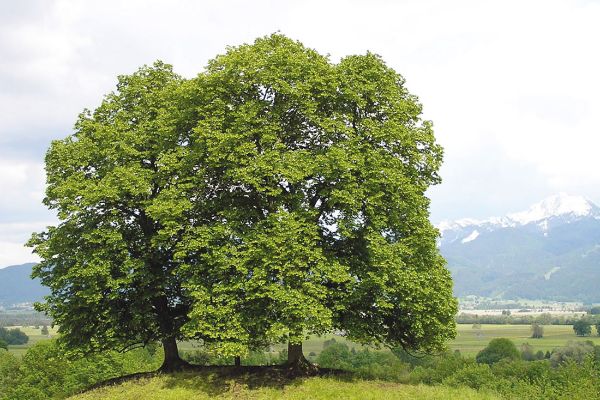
0, 327, 29, 345
0, 339, 7, 350
316, 342, 352, 370
475, 338, 520, 365
27, 61, 194, 365
391, 347, 435, 368
573, 319, 592, 336
181, 348, 280, 367
0, 350, 20, 399
181, 349, 213, 366
549, 341, 595, 366
29, 34, 455, 362
443, 362, 494, 390
41, 325, 49, 336
315, 342, 408, 380
408, 352, 468, 384
409, 351, 600, 399
521, 343, 535, 361
0, 339, 162, 400
178, 33, 456, 355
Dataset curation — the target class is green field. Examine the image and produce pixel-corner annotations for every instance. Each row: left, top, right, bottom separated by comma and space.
451, 324, 600, 356
6, 323, 600, 359
69, 372, 499, 400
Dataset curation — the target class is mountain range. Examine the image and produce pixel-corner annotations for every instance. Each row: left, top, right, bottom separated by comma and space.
0, 263, 48, 308
438, 193, 600, 302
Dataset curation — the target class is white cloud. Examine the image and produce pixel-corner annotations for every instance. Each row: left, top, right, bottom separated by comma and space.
2, 0, 600, 263
0, 221, 55, 266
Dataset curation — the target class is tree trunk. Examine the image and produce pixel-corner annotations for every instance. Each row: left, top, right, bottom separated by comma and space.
234, 356, 241, 366
159, 336, 190, 372
152, 294, 190, 372
286, 341, 318, 375
288, 342, 306, 364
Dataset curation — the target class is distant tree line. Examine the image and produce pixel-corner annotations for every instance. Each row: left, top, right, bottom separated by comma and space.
456, 313, 585, 325
0, 312, 52, 328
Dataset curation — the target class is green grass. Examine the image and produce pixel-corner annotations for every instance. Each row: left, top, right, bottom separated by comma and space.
69, 371, 500, 400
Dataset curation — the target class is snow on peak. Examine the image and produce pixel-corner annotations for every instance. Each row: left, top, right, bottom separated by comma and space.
436, 193, 599, 238
507, 193, 595, 225
461, 230, 479, 243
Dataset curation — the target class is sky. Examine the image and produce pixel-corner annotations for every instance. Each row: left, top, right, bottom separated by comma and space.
1, 0, 600, 266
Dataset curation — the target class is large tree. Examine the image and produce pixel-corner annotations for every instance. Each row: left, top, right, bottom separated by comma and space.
30, 34, 456, 371
177, 34, 457, 367
29, 62, 199, 371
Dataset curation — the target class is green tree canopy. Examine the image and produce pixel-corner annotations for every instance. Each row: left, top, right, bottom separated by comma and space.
475, 338, 520, 365
29, 62, 196, 371
30, 34, 456, 371
573, 319, 592, 337
177, 34, 456, 365
0, 328, 29, 346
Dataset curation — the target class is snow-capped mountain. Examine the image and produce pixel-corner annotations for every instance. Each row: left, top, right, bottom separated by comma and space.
438, 193, 600, 302
438, 193, 600, 246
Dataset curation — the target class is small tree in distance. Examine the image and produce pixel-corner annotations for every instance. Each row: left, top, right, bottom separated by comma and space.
531, 323, 543, 338
589, 306, 600, 315
573, 319, 591, 337
41, 325, 49, 336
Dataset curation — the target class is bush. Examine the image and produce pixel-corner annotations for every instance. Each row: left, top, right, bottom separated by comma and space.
1, 339, 162, 399
391, 347, 435, 368
316, 343, 409, 381
316, 342, 352, 370
550, 341, 595, 367
408, 352, 468, 384
521, 343, 536, 361
181, 349, 212, 366
0, 350, 21, 399
443, 362, 495, 390
476, 338, 520, 365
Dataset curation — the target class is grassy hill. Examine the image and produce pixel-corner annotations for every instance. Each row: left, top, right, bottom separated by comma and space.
69, 371, 499, 400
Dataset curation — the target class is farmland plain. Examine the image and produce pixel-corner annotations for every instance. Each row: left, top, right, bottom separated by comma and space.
6, 324, 600, 359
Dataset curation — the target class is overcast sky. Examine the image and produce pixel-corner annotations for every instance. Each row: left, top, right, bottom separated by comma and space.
1, 0, 600, 266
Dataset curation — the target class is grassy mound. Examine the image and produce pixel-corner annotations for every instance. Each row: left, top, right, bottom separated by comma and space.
69, 370, 499, 400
